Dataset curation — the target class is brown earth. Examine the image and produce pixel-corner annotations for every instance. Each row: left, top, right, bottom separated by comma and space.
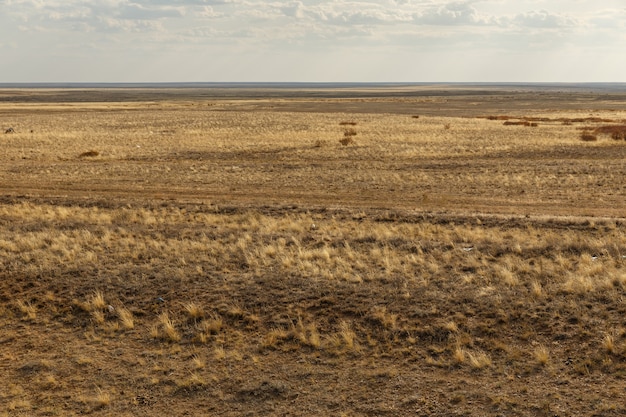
1, 86, 626, 416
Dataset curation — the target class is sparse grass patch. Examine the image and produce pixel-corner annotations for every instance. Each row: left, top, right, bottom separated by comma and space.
3, 94, 626, 416
16, 300, 36, 321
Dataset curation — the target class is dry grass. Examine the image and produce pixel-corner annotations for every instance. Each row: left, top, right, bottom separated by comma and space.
117, 307, 135, 330
0, 100, 625, 217
16, 300, 37, 321
533, 345, 551, 367
2, 90, 626, 416
157, 313, 181, 342
183, 302, 204, 320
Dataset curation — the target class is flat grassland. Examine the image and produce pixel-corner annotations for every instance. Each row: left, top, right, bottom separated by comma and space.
1, 85, 626, 416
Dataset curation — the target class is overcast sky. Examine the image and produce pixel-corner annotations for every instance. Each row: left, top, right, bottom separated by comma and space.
1, 0, 625, 82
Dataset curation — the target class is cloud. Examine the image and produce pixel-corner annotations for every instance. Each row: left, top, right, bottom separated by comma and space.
587, 8, 626, 29
195, 5, 222, 18
414, 1, 496, 26
2, 0, 625, 83
97, 17, 165, 33
512, 10, 580, 28
132, 0, 237, 5
116, 4, 185, 20
280, 1, 305, 18
318, 8, 414, 26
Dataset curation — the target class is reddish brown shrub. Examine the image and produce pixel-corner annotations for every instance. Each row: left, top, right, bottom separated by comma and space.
592, 125, 626, 140
580, 132, 597, 142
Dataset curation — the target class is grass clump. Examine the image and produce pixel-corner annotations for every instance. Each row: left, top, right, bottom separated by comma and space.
184, 302, 204, 321
16, 300, 37, 321
580, 132, 598, 142
533, 345, 550, 367
156, 313, 181, 342
88, 291, 106, 311
117, 307, 134, 330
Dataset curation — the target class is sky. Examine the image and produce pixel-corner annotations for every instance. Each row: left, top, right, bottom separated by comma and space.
0, 0, 625, 82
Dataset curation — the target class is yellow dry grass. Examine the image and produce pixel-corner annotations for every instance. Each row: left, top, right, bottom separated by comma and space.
1, 89, 626, 416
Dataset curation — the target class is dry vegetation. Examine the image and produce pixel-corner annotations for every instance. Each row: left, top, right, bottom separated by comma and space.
1, 87, 626, 416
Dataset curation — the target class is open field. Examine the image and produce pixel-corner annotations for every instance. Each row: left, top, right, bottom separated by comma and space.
1, 85, 626, 416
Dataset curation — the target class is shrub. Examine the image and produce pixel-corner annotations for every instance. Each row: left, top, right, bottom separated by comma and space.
580, 132, 597, 142
339, 137, 354, 146
503, 121, 537, 127
340, 128, 357, 146
591, 125, 626, 140
343, 128, 357, 137
79, 150, 100, 158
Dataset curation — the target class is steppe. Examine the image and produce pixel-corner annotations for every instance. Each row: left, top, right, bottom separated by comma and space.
1, 84, 626, 416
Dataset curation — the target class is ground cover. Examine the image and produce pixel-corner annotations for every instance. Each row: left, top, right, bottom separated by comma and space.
1, 87, 625, 416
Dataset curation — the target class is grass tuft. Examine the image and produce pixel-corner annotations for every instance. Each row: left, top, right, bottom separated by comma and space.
533, 345, 550, 366
603, 334, 616, 354
88, 291, 106, 311
117, 307, 134, 330
158, 313, 181, 342
94, 388, 111, 409
184, 302, 204, 320
16, 300, 37, 321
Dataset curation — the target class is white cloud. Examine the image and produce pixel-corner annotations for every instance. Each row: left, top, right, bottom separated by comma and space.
116, 4, 185, 20
512, 9, 580, 28
414, 1, 496, 26
0, 0, 625, 81
195, 5, 222, 17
